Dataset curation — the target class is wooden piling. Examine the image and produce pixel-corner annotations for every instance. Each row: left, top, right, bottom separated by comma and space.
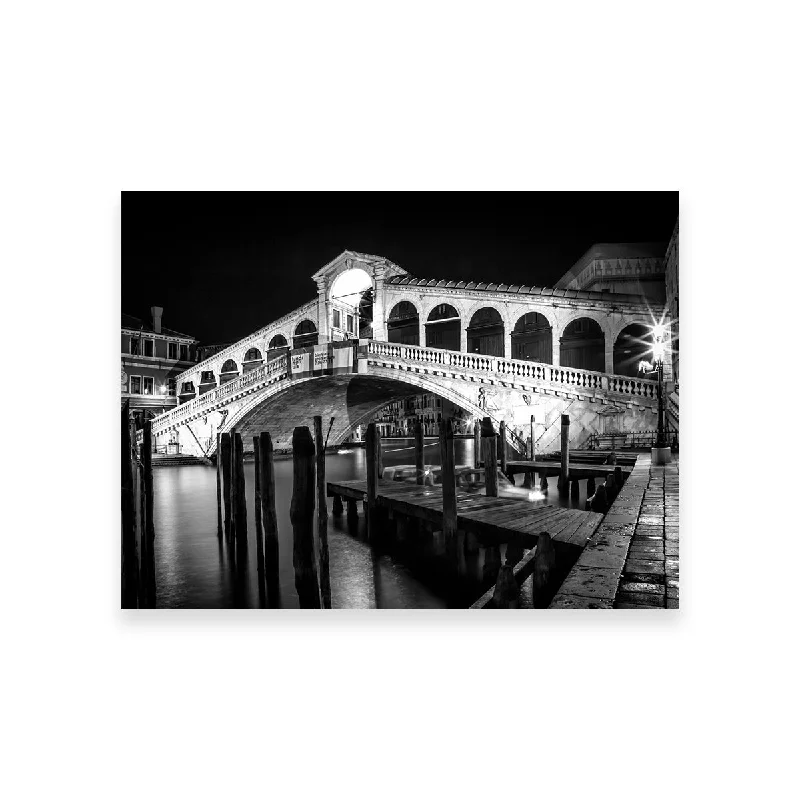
530, 414, 535, 462
614, 465, 623, 488
587, 475, 596, 497
415, 418, 425, 485
314, 416, 331, 608
314, 416, 328, 525
233, 432, 248, 556
142, 420, 156, 608
215, 432, 223, 538
570, 477, 580, 500
332, 494, 344, 516
557, 413, 570, 496
492, 564, 519, 609
121, 402, 139, 609
365, 422, 382, 541
499, 420, 508, 476
473, 418, 481, 469
532, 532, 556, 608
439, 418, 458, 550
481, 417, 498, 498
220, 432, 233, 540
258, 431, 280, 580
290, 426, 320, 608
483, 544, 501, 584
253, 436, 266, 602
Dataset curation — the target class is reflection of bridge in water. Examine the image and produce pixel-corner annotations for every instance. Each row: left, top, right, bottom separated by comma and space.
149, 250, 675, 456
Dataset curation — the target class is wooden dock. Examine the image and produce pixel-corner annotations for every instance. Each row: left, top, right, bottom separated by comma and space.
505, 460, 633, 480
327, 478, 604, 551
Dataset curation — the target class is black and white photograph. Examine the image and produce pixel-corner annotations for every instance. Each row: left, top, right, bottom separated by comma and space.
6, 3, 796, 798
121, 191, 679, 610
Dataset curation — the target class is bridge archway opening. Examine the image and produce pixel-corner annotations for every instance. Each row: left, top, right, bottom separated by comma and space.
511, 312, 552, 363
242, 347, 263, 373
293, 320, 318, 349
267, 334, 288, 361
613, 323, 652, 377
467, 307, 504, 357
199, 370, 217, 395
330, 268, 373, 339
219, 359, 239, 384
387, 301, 420, 346
425, 303, 460, 351
560, 318, 604, 372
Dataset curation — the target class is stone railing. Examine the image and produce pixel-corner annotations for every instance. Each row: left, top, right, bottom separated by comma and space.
365, 341, 657, 401
151, 354, 288, 435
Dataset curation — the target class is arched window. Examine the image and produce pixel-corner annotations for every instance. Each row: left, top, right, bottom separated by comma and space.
293, 319, 318, 349
467, 307, 504, 357
387, 302, 419, 346
560, 318, 605, 372
425, 304, 460, 351
511, 312, 552, 364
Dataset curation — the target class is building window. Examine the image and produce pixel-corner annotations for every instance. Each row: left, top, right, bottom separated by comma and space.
346, 314, 354, 334
333, 309, 341, 329
168, 378, 176, 396
180, 344, 189, 361
142, 377, 154, 395
143, 339, 154, 357
130, 337, 139, 355
168, 342, 178, 359
130, 376, 142, 394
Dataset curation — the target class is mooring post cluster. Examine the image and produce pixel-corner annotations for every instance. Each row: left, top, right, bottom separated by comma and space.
121, 401, 156, 609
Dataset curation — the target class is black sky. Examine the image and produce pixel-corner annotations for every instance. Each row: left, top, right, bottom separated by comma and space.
122, 192, 678, 344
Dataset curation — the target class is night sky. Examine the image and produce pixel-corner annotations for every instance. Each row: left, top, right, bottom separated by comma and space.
122, 192, 678, 344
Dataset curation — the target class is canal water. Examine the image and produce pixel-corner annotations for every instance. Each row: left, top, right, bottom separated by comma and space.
153, 438, 591, 609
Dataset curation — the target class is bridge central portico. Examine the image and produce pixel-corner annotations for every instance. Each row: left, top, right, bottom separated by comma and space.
153, 250, 673, 456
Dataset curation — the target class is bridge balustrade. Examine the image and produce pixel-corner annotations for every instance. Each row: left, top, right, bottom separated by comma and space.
148, 339, 657, 439
366, 340, 656, 400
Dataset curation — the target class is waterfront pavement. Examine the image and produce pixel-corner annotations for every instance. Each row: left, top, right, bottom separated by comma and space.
548, 452, 679, 609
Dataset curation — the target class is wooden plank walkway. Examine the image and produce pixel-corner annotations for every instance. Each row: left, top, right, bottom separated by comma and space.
505, 460, 634, 479
327, 478, 604, 550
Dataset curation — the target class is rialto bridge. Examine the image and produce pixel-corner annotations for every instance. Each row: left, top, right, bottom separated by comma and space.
148, 250, 675, 457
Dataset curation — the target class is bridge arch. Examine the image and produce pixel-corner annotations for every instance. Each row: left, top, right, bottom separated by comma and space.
387, 301, 420, 346
293, 319, 318, 349
511, 311, 553, 364
466, 306, 505, 357
613, 323, 653, 377
559, 316, 605, 372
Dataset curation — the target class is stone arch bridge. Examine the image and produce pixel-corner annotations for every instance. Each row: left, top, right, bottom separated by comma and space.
148, 250, 672, 456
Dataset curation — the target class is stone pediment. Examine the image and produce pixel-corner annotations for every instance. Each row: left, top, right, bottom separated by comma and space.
312, 250, 409, 287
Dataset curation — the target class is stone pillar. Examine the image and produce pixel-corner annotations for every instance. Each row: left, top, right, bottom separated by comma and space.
503, 329, 511, 361
604, 332, 614, 375
460, 325, 468, 353
372, 277, 386, 341
419, 315, 426, 348
316, 281, 329, 345
551, 326, 561, 367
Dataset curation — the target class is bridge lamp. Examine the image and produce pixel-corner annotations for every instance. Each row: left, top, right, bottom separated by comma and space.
650, 323, 668, 452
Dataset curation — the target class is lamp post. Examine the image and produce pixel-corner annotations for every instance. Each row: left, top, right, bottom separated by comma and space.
649, 323, 671, 464
652, 325, 667, 449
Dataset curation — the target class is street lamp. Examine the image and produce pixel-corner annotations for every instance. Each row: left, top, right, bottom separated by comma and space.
652, 324, 667, 449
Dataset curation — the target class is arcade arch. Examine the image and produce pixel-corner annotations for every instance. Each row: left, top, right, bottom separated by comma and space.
425, 303, 460, 351
511, 312, 552, 364
467, 307, 504, 357
613, 323, 653, 377
387, 301, 420, 346
559, 318, 604, 372
293, 320, 318, 349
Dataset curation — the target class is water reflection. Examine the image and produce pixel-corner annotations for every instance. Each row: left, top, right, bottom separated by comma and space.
152, 437, 591, 608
